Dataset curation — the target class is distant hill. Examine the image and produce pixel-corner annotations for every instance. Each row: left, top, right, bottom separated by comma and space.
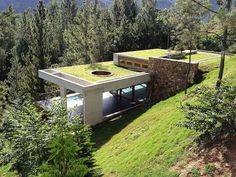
0, 0, 50, 12
0, 0, 218, 12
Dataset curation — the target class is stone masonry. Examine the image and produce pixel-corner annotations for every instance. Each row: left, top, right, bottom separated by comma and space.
147, 57, 199, 102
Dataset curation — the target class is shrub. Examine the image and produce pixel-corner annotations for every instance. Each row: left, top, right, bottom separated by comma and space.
37, 101, 95, 177
189, 167, 200, 177
204, 164, 216, 175
0, 163, 18, 177
178, 83, 236, 143
0, 100, 96, 176
0, 101, 52, 176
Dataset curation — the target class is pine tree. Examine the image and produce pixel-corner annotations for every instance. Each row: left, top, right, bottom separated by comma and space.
0, 5, 17, 80
122, 0, 137, 23
111, 0, 138, 52
6, 48, 37, 102
111, 0, 121, 26
62, 1, 91, 65
61, 0, 78, 30
0, 81, 7, 125
16, 11, 31, 64
88, 2, 111, 62
47, 0, 64, 64
134, 0, 158, 49
111, 0, 137, 26
34, 1, 47, 94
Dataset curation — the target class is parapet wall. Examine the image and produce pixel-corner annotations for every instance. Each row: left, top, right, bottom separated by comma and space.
114, 54, 149, 71
147, 57, 199, 102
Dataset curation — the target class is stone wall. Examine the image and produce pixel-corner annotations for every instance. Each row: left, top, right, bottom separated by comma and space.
147, 57, 199, 102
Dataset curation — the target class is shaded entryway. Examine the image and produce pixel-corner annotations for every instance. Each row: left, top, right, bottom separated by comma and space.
38, 84, 147, 119
66, 84, 147, 118
103, 84, 147, 116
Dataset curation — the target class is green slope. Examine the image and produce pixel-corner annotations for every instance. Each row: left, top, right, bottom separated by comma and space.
92, 56, 236, 177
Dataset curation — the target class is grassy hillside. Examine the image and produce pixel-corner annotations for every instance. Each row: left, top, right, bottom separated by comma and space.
92, 56, 236, 177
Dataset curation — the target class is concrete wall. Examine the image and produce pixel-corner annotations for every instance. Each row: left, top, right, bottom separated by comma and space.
147, 57, 199, 102
114, 54, 149, 72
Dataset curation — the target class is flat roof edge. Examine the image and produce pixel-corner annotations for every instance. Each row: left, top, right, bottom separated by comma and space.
39, 70, 86, 93
150, 57, 199, 65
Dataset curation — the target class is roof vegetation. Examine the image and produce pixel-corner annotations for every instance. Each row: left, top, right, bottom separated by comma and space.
57, 61, 137, 82
121, 49, 170, 59
120, 49, 222, 62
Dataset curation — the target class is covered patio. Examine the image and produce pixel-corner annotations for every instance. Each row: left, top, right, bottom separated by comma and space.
39, 62, 150, 125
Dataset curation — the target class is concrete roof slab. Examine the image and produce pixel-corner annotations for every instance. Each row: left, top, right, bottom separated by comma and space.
39, 63, 151, 94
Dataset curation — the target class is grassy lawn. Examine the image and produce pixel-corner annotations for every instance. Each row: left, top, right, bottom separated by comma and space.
92, 56, 236, 177
56, 61, 137, 82
183, 52, 221, 62
121, 49, 169, 59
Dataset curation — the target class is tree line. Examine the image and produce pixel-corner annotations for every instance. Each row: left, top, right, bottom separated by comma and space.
1, 0, 235, 101
0, 0, 171, 102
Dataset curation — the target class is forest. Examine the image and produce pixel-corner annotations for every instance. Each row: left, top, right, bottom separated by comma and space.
0, 0, 236, 176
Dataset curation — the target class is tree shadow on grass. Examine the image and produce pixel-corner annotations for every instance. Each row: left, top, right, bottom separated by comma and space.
92, 107, 148, 149
193, 69, 210, 84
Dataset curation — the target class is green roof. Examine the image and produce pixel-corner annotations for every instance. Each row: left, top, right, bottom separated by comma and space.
121, 49, 222, 62
121, 49, 170, 59
56, 61, 137, 83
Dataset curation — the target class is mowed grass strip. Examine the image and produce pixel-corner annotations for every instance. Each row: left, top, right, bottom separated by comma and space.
92, 56, 236, 177
57, 61, 137, 82
183, 52, 221, 62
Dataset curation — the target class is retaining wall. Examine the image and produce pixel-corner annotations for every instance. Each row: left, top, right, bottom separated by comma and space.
147, 57, 199, 102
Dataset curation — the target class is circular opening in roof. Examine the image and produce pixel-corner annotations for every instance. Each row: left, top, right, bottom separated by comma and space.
91, 70, 113, 77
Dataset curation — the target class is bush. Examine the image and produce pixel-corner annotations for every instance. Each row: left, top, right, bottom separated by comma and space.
37, 101, 95, 177
204, 164, 216, 175
0, 101, 51, 176
0, 163, 18, 177
178, 83, 236, 143
0, 100, 96, 176
189, 167, 200, 177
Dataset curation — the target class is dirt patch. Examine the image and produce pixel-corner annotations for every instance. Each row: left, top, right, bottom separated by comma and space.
171, 137, 236, 177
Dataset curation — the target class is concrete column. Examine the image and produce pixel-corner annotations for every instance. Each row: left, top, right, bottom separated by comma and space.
60, 86, 67, 107
83, 88, 103, 126
60, 86, 67, 98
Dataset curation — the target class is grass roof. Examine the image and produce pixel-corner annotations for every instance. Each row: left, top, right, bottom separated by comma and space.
120, 49, 221, 62
56, 61, 137, 83
121, 49, 170, 59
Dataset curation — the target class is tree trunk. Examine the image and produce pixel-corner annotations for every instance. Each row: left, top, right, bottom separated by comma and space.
216, 0, 232, 88
185, 41, 192, 94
